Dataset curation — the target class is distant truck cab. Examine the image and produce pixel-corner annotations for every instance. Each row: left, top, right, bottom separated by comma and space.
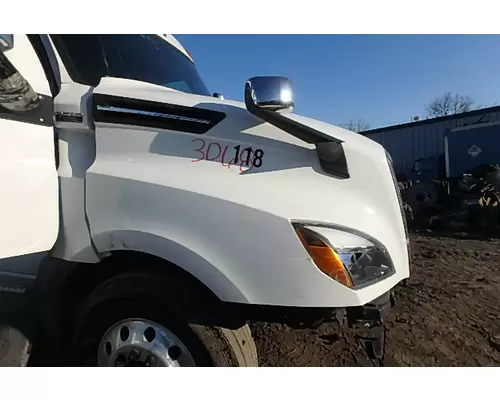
0, 34, 409, 367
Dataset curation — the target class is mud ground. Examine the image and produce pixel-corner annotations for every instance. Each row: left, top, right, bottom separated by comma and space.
251, 232, 500, 366
24, 232, 500, 367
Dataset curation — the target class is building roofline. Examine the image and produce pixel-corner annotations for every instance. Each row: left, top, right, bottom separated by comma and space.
362, 105, 500, 135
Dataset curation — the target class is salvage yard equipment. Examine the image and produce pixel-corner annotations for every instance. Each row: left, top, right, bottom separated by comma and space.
398, 120, 500, 234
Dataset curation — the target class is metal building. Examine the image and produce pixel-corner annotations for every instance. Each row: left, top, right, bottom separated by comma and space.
362, 105, 500, 179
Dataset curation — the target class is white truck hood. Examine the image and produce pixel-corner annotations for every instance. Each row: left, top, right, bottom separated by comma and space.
86, 77, 410, 307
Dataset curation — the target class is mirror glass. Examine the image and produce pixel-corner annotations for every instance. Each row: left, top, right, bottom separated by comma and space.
0, 35, 14, 52
246, 76, 294, 112
0, 52, 40, 112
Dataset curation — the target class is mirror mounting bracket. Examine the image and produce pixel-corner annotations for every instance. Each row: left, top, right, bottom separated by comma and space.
244, 77, 350, 179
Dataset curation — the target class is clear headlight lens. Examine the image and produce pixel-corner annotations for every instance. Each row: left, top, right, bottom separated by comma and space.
293, 223, 395, 289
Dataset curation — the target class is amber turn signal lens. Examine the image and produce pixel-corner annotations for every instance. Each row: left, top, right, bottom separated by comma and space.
294, 226, 353, 288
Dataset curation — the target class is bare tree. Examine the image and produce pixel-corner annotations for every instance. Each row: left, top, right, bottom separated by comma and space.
426, 92, 475, 117
342, 119, 370, 133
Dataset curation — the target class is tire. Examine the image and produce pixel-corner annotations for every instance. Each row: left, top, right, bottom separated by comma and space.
402, 180, 440, 217
71, 272, 258, 367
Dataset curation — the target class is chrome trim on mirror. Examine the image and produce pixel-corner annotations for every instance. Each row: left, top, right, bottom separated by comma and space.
95, 105, 212, 125
0, 51, 44, 118
246, 76, 294, 112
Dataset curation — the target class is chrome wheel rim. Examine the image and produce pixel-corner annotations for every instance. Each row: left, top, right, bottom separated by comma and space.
97, 319, 196, 367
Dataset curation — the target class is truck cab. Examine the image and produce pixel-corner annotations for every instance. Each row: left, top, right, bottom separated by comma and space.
0, 34, 410, 367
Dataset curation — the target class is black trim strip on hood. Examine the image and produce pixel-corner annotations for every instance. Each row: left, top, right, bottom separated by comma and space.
244, 82, 350, 179
93, 93, 226, 135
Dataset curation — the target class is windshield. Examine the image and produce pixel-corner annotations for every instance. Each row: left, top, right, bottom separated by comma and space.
50, 34, 210, 96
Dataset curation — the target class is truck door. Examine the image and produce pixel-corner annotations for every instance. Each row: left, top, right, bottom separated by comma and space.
0, 35, 59, 260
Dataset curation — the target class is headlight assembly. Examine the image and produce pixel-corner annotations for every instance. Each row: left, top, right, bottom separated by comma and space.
293, 223, 395, 289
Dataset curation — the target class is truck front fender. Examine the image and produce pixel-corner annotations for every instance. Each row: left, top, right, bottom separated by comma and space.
87, 230, 249, 304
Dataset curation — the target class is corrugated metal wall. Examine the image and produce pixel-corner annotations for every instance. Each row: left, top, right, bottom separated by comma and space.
363, 109, 500, 177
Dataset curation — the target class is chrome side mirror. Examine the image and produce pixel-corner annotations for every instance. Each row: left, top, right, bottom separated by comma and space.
0, 35, 14, 52
245, 76, 294, 113
0, 51, 40, 112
